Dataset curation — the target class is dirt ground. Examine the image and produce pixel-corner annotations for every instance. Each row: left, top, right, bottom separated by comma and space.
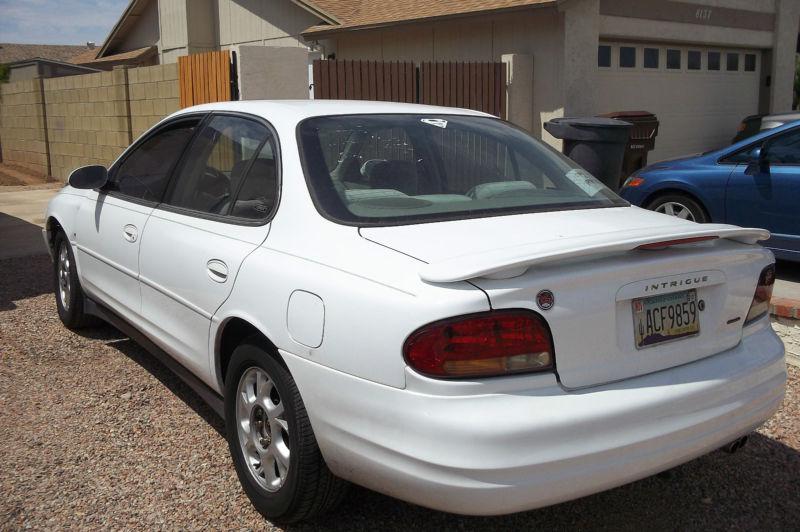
0, 163, 52, 187
1, 254, 798, 531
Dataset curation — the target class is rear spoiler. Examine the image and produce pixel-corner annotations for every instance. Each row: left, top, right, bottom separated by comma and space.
419, 225, 770, 283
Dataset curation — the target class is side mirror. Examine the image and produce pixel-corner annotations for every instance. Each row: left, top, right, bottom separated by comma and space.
68, 165, 108, 189
746, 143, 769, 174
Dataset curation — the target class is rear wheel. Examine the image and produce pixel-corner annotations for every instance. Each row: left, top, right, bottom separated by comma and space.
646, 193, 708, 223
224, 338, 347, 523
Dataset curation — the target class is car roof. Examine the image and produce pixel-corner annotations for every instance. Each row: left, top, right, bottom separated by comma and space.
170, 99, 493, 123
721, 118, 800, 155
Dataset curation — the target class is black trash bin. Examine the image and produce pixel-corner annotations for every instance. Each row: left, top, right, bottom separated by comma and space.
544, 117, 632, 191
599, 111, 659, 180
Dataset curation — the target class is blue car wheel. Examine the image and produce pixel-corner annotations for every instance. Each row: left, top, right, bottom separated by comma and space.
646, 193, 709, 223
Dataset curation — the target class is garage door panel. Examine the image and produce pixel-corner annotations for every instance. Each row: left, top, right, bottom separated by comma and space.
595, 43, 760, 162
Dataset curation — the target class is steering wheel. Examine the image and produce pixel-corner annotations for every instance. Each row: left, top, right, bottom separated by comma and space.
196, 166, 231, 214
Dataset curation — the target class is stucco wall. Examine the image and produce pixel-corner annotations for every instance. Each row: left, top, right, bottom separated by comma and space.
238, 46, 311, 100
128, 63, 180, 139
325, 7, 566, 145
0, 79, 49, 175
217, 0, 318, 52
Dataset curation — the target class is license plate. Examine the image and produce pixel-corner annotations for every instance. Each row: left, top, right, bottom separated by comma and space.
632, 289, 700, 349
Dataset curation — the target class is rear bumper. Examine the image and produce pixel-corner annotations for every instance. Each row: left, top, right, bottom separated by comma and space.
282, 321, 786, 515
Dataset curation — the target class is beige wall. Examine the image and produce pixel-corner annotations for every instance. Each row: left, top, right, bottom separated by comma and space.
0, 63, 181, 180
217, 0, 319, 52
0, 79, 49, 176
43, 69, 132, 181
324, 7, 566, 144
128, 63, 180, 139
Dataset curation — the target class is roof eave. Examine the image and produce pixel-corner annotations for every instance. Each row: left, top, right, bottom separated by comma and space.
301, 1, 557, 39
96, 0, 145, 58
290, 0, 341, 25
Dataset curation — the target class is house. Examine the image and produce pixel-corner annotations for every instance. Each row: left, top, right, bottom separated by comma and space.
0, 43, 99, 82
94, 0, 800, 161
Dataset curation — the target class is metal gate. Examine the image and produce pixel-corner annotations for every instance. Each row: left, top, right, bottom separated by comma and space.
313, 59, 506, 118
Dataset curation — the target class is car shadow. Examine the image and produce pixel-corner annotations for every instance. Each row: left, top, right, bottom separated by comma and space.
0, 253, 52, 311
77, 323, 226, 436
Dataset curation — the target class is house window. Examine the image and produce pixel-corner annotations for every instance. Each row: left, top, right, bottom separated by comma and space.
745, 53, 756, 72
598, 45, 611, 67
707, 51, 721, 71
688, 50, 701, 70
666, 49, 681, 70
727, 53, 739, 71
619, 47, 636, 68
643, 48, 659, 68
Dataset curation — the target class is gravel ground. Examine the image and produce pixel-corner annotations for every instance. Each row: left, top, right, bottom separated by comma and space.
1, 254, 799, 531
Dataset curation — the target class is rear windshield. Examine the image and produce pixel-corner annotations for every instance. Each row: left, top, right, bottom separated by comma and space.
298, 114, 627, 225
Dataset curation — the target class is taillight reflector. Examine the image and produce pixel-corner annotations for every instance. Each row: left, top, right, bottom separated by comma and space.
745, 264, 775, 325
403, 310, 554, 379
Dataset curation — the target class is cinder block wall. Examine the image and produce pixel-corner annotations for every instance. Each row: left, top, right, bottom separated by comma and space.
44, 69, 133, 181
129, 63, 180, 140
0, 79, 49, 176
0, 63, 182, 181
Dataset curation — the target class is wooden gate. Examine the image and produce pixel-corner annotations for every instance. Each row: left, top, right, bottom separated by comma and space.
312, 59, 506, 118
313, 60, 416, 103
420, 62, 505, 118
178, 50, 234, 108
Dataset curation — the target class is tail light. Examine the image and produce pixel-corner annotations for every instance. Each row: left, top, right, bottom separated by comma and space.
403, 310, 554, 379
744, 264, 775, 325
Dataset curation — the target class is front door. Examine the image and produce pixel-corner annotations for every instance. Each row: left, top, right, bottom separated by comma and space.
75, 118, 200, 317
137, 114, 278, 382
726, 126, 800, 257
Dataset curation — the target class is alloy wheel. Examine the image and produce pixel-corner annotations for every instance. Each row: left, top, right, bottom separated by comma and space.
57, 242, 72, 311
655, 201, 696, 221
236, 367, 291, 492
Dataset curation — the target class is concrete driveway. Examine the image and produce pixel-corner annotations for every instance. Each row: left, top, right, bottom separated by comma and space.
0, 184, 60, 259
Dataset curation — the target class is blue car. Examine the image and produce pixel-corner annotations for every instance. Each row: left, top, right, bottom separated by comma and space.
619, 120, 800, 262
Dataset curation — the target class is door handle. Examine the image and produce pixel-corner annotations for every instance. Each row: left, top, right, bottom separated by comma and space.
123, 224, 138, 243
206, 259, 229, 283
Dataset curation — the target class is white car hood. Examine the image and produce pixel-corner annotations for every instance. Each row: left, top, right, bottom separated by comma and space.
360, 206, 769, 282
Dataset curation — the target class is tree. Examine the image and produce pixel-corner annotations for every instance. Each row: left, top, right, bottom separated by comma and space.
0, 63, 8, 83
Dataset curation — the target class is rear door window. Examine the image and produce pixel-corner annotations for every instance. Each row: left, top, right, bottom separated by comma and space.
164, 115, 270, 216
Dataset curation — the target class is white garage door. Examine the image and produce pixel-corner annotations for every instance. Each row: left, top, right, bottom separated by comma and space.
595, 42, 761, 162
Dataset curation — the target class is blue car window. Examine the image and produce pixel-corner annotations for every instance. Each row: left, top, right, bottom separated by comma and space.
765, 129, 800, 165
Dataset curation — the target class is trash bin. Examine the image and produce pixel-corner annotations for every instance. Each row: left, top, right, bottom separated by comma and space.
543, 117, 632, 190
598, 111, 659, 180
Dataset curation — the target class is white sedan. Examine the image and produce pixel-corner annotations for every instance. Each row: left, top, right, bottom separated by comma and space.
44, 101, 786, 523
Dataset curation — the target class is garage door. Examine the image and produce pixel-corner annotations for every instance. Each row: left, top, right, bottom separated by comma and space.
595, 42, 761, 162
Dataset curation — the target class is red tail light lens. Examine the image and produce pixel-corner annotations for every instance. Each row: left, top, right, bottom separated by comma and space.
745, 264, 775, 325
403, 310, 554, 379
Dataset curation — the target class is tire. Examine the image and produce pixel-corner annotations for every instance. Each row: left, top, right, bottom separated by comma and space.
224, 338, 348, 523
53, 230, 97, 329
646, 193, 709, 223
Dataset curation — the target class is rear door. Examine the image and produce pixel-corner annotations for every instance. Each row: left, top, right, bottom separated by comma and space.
725, 126, 800, 254
137, 114, 278, 381
75, 117, 199, 317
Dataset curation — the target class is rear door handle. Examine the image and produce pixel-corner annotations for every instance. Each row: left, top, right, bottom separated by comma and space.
123, 224, 138, 243
206, 259, 228, 283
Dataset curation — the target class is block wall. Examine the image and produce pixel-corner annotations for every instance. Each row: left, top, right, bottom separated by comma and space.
128, 63, 180, 140
43, 69, 132, 181
0, 79, 49, 176
0, 63, 181, 181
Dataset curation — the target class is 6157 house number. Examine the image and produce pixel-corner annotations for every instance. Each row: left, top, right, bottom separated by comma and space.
695, 8, 712, 21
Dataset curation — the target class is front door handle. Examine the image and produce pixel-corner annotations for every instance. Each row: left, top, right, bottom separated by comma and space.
123, 224, 138, 243
206, 259, 228, 283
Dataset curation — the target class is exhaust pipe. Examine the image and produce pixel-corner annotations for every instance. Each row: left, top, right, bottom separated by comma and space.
722, 435, 749, 454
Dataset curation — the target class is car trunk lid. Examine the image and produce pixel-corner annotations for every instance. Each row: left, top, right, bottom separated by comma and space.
361, 207, 771, 388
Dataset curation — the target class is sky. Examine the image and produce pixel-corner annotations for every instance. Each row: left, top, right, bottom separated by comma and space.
0, 0, 128, 45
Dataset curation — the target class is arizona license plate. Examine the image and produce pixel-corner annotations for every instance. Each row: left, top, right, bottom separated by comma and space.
632, 289, 700, 349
